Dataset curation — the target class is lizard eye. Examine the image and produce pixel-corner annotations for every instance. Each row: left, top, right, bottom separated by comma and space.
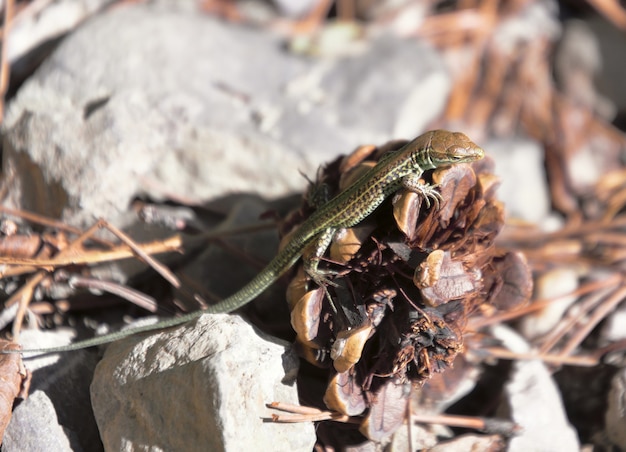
449, 143, 484, 162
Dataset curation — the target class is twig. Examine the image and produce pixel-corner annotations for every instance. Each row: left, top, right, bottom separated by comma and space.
267, 402, 325, 415
7, 221, 108, 337
101, 220, 181, 289
0, 205, 114, 247
0, 0, 14, 122
68, 275, 159, 313
267, 402, 520, 435
336, 0, 355, 22
558, 284, 626, 357
585, 0, 626, 30
0, 235, 183, 277
468, 274, 621, 330
410, 412, 520, 436
267, 402, 359, 424
478, 346, 598, 367
592, 338, 626, 360
538, 285, 613, 354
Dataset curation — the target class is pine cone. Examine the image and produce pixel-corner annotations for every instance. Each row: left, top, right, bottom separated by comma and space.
281, 136, 531, 443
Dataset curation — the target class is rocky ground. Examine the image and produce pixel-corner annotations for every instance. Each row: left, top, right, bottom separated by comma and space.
1, 1, 626, 451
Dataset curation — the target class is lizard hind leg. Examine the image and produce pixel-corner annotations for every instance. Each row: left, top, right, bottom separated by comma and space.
401, 174, 443, 209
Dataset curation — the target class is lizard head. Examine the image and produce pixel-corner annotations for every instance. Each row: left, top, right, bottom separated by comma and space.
425, 130, 485, 166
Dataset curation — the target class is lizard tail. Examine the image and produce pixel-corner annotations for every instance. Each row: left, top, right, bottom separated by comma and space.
7, 254, 291, 356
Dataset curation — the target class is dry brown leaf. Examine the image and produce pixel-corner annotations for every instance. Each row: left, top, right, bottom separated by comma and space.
0, 235, 42, 259
290, 288, 325, 345
0, 340, 28, 444
485, 251, 533, 311
434, 164, 478, 227
323, 370, 366, 416
359, 381, 409, 442
416, 250, 480, 307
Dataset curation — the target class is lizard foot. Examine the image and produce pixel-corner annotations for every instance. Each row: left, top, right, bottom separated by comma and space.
402, 178, 443, 209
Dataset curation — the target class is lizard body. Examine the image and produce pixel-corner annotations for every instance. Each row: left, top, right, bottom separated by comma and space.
8, 130, 484, 355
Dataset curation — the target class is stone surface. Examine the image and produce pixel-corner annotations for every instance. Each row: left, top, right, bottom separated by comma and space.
483, 137, 550, 224
605, 366, 626, 449
428, 434, 504, 452
4, 329, 102, 451
601, 303, 626, 343
272, 0, 316, 17
518, 267, 579, 340
554, 19, 615, 120
90, 313, 313, 452
2, 2, 448, 230
388, 422, 449, 450
8, 0, 112, 66
492, 325, 580, 452
586, 14, 626, 117
174, 195, 290, 320
2, 2, 448, 449
3, 391, 74, 452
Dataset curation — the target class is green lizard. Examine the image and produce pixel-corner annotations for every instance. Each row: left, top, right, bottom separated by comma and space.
5, 130, 484, 355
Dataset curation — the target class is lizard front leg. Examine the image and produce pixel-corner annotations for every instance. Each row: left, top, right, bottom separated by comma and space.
302, 227, 342, 315
401, 174, 442, 209
303, 227, 337, 287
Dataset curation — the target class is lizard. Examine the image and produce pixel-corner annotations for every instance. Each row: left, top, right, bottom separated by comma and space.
4, 130, 484, 355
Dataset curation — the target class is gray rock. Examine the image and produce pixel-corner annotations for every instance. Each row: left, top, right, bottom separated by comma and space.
604, 366, 626, 449
2, 3, 450, 449
554, 19, 616, 120
490, 0, 560, 54
517, 267, 579, 340
90, 313, 314, 452
601, 302, 626, 344
174, 195, 289, 318
271, 0, 316, 18
505, 361, 579, 452
3, 391, 74, 452
482, 137, 550, 224
2, 5, 306, 228
389, 422, 450, 450
427, 434, 504, 452
7, 0, 114, 78
4, 329, 102, 451
492, 325, 580, 452
586, 14, 626, 117
2, 3, 448, 230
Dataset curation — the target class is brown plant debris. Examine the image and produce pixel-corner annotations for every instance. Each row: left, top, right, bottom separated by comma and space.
0, 340, 29, 442
282, 138, 532, 446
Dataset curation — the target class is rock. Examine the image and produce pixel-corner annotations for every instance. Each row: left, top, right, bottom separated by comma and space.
491, 0, 560, 53
7, 0, 112, 82
3, 391, 74, 452
2, 2, 448, 230
174, 195, 290, 320
90, 313, 314, 451
554, 19, 616, 120
586, 14, 626, 119
2, 3, 450, 449
388, 422, 450, 450
601, 303, 626, 343
272, 0, 317, 18
517, 267, 579, 340
482, 137, 550, 224
2, 4, 306, 229
427, 434, 505, 452
604, 366, 626, 449
492, 325, 580, 452
4, 328, 101, 451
